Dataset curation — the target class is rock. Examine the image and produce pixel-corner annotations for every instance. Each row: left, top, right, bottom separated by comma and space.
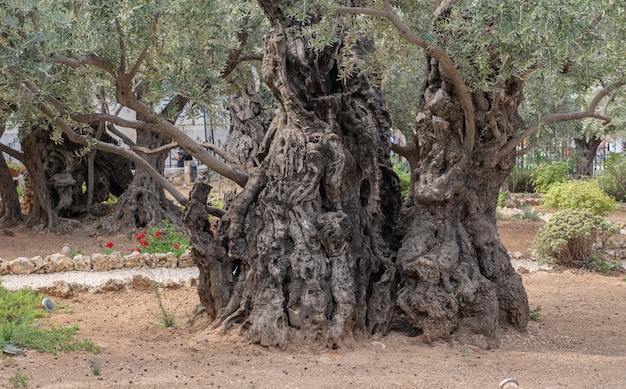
124, 252, 142, 269
0, 259, 9, 275
43, 253, 74, 274
107, 252, 125, 270
131, 274, 153, 290
60, 244, 72, 256
31, 256, 44, 273
101, 279, 125, 292
512, 251, 523, 259
40, 281, 72, 298
9, 257, 37, 275
154, 253, 177, 268
91, 253, 108, 272
72, 254, 92, 271
141, 254, 157, 268
177, 251, 194, 268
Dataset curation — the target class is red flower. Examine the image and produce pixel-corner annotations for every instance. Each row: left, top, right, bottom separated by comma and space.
173, 243, 180, 250
139, 240, 149, 246
106, 242, 114, 248
135, 232, 146, 241
154, 231, 163, 238
131, 248, 141, 253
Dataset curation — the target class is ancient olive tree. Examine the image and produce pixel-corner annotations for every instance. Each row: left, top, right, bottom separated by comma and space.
184, 0, 401, 348
337, 0, 624, 344
0, 1, 251, 232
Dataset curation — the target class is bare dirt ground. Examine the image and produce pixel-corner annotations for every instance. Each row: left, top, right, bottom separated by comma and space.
1, 208, 626, 388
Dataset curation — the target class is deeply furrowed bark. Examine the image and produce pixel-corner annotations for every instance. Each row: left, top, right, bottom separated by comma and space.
395, 57, 529, 347
185, 6, 400, 349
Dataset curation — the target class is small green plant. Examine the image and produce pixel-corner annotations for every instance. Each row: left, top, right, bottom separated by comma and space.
585, 257, 623, 274
208, 193, 225, 209
133, 220, 190, 257
69, 249, 83, 259
532, 209, 618, 267
0, 284, 99, 354
103, 193, 118, 204
497, 190, 508, 207
393, 162, 411, 197
151, 284, 176, 328
529, 305, 542, 321
9, 370, 28, 388
460, 348, 469, 357
542, 179, 617, 216
89, 359, 102, 376
531, 160, 573, 193
519, 206, 540, 221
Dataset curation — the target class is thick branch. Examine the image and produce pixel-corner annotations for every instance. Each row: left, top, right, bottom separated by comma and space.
73, 112, 249, 186
337, 1, 476, 152
499, 82, 624, 157
46, 54, 116, 77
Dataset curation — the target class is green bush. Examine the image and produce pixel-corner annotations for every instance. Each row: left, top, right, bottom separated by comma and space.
532, 209, 618, 267
542, 179, 617, 216
393, 162, 411, 197
598, 152, 626, 202
530, 160, 573, 193
507, 165, 535, 193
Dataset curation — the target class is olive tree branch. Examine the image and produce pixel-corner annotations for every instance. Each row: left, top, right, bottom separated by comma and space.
337, 0, 476, 152
499, 82, 624, 158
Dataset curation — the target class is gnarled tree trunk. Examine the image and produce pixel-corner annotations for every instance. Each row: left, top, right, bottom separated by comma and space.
185, 3, 400, 349
225, 75, 271, 169
99, 128, 180, 233
573, 136, 602, 178
0, 158, 23, 227
18, 125, 132, 233
395, 57, 529, 347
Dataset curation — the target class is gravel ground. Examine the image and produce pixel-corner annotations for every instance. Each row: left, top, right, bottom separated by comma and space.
1, 267, 199, 291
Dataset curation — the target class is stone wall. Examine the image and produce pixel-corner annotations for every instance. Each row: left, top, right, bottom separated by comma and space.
0, 251, 195, 276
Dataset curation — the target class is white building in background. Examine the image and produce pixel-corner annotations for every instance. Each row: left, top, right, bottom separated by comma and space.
114, 105, 231, 168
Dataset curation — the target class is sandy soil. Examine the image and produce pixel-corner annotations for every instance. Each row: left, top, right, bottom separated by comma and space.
1, 213, 626, 388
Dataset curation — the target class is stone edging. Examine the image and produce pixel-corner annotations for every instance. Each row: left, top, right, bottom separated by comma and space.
0, 250, 194, 276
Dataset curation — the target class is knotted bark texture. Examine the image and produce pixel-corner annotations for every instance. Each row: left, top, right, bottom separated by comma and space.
396, 57, 529, 347
185, 12, 400, 349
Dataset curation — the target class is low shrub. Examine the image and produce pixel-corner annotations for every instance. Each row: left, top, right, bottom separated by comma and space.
531, 160, 573, 193
598, 152, 626, 202
507, 165, 534, 193
532, 209, 618, 267
542, 179, 617, 216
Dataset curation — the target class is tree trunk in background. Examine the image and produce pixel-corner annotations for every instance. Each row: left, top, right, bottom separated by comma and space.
573, 136, 602, 178
99, 128, 180, 233
18, 125, 132, 232
185, 2, 401, 349
395, 57, 529, 347
0, 158, 23, 227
